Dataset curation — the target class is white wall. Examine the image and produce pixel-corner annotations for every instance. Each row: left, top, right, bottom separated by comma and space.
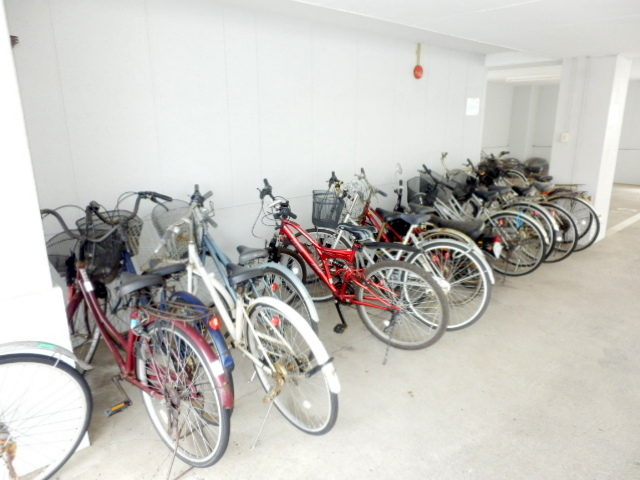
481, 82, 513, 156
616, 80, 640, 184
0, 1, 70, 348
6, 0, 487, 255
531, 85, 558, 160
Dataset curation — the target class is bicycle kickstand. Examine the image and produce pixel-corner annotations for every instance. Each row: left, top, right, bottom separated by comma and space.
105, 375, 133, 417
333, 301, 349, 334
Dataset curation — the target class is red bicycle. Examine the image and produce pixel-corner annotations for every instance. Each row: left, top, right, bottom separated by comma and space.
256, 180, 449, 351
40, 206, 232, 468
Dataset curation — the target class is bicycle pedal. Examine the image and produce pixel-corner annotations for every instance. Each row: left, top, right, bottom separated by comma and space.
333, 324, 348, 334
105, 400, 132, 417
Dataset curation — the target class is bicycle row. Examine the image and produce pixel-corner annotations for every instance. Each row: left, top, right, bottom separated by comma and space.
16, 155, 600, 478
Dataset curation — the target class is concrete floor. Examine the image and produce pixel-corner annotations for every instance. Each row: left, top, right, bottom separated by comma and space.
57, 185, 640, 480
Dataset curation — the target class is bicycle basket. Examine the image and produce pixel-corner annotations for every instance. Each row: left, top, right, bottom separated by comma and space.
312, 190, 345, 228
76, 210, 143, 256
151, 200, 191, 261
407, 176, 437, 206
46, 230, 82, 277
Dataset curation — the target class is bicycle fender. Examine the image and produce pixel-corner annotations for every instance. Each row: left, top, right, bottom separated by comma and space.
0, 341, 93, 371
246, 297, 341, 394
171, 321, 234, 410
170, 291, 235, 372
258, 262, 319, 324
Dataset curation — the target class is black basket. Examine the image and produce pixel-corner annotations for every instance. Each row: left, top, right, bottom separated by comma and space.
312, 190, 345, 228
407, 176, 437, 206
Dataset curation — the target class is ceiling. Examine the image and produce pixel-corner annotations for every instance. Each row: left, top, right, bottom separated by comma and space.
221, 0, 640, 81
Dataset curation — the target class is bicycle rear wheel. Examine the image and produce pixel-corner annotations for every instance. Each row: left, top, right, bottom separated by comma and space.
0, 354, 92, 480
485, 211, 546, 276
355, 261, 449, 349
250, 265, 318, 334
246, 300, 339, 435
137, 320, 230, 467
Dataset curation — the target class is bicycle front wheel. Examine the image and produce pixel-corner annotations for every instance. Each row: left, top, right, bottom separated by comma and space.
246, 300, 339, 435
413, 240, 493, 331
137, 320, 230, 467
539, 202, 578, 263
485, 211, 546, 276
0, 354, 92, 480
355, 261, 449, 349
66, 293, 101, 374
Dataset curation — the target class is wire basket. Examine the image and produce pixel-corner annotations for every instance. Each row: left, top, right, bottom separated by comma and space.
312, 190, 345, 228
76, 210, 144, 256
46, 230, 82, 277
407, 176, 437, 206
342, 182, 367, 223
151, 200, 191, 261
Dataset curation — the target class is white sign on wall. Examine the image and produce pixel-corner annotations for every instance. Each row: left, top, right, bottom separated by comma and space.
466, 98, 480, 116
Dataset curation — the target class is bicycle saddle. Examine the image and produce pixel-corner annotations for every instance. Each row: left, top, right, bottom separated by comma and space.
118, 272, 164, 298
146, 260, 186, 277
375, 208, 430, 226
512, 185, 536, 196
336, 223, 376, 241
487, 185, 512, 195
531, 181, 555, 194
472, 187, 500, 202
226, 263, 268, 286
236, 245, 269, 265
414, 213, 485, 240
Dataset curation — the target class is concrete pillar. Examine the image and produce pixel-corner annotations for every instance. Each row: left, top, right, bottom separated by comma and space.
549, 55, 632, 236
508, 85, 539, 160
0, 3, 70, 347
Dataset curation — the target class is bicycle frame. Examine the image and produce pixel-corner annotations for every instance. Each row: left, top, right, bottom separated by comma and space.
70, 263, 233, 408
278, 218, 401, 311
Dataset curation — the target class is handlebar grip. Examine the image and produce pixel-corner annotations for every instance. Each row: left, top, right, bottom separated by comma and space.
205, 215, 218, 228
153, 192, 173, 202
421, 164, 431, 174
203, 191, 213, 201
289, 211, 297, 220
377, 189, 388, 197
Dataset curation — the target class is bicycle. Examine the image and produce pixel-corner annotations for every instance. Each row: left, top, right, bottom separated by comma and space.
0, 341, 92, 480
325, 168, 494, 331
150, 186, 340, 436
40, 208, 233, 468
255, 179, 450, 351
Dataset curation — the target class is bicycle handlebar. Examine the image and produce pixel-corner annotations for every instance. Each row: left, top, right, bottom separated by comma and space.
40, 208, 117, 243
357, 168, 387, 197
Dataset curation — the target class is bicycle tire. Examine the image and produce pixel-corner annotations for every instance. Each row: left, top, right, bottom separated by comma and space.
0, 353, 92, 480
294, 227, 352, 302
251, 265, 318, 334
271, 247, 307, 285
539, 202, 578, 263
355, 260, 449, 349
137, 320, 231, 467
66, 293, 101, 374
246, 299, 339, 435
547, 196, 600, 251
485, 211, 546, 276
412, 240, 493, 331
